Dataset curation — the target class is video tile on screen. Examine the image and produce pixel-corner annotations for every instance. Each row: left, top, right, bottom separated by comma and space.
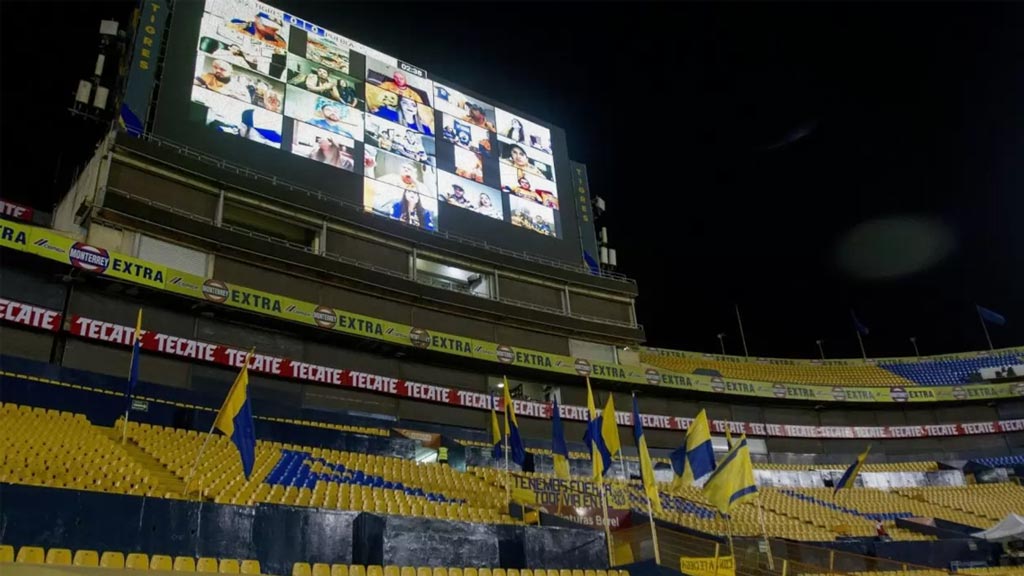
198, 12, 287, 79
365, 57, 433, 106
498, 141, 554, 182
433, 83, 496, 132
365, 116, 436, 167
509, 194, 556, 237
290, 120, 357, 172
306, 36, 351, 75
203, 0, 290, 51
284, 85, 364, 141
364, 177, 438, 231
364, 145, 437, 197
496, 108, 552, 155
499, 164, 558, 211
284, 54, 362, 109
441, 114, 492, 158
365, 85, 434, 136
453, 147, 485, 184
191, 85, 283, 148
194, 52, 285, 113
437, 171, 503, 221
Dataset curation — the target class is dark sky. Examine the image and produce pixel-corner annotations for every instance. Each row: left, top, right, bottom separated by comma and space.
4, 1, 1024, 359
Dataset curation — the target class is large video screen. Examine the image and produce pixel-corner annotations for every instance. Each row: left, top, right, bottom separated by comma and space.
172, 0, 565, 239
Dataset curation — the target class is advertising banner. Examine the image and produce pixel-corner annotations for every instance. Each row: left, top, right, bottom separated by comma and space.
0, 297, 1021, 440
4, 220, 1024, 405
680, 556, 735, 576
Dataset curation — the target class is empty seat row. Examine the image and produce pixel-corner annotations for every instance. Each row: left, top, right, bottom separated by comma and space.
291, 565, 630, 576
0, 544, 259, 573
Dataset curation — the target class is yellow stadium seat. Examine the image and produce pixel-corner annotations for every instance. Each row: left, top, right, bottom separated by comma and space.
351, 565, 367, 576
151, 554, 174, 570
46, 548, 72, 565
74, 549, 100, 567
418, 567, 432, 576
402, 567, 416, 576
385, 565, 401, 576
451, 568, 464, 576
480, 568, 492, 576
174, 556, 197, 571
220, 558, 241, 573
241, 559, 261, 574
434, 567, 448, 576
199, 557, 220, 572
368, 565, 384, 576
493, 569, 505, 576
101, 551, 126, 568
585, 571, 597, 576
465, 569, 478, 576
520, 571, 531, 576
572, 570, 584, 576
126, 552, 150, 569
0, 544, 13, 563
332, 565, 349, 576
16, 546, 44, 564
560, 570, 571, 576
508, 570, 519, 576
292, 563, 312, 576
546, 570, 558, 576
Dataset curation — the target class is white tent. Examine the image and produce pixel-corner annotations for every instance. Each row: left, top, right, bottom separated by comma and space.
973, 513, 1024, 542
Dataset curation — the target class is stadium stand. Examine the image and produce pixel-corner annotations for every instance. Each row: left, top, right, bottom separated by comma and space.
638, 352, 913, 386
879, 354, 1024, 385
639, 349, 1024, 386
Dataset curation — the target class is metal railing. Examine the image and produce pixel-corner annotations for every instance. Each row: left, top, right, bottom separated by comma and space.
100, 187, 641, 330
118, 129, 637, 285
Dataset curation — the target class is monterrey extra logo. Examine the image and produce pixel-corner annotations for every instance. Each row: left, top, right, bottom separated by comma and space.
409, 327, 431, 348
68, 242, 110, 273
313, 305, 338, 329
202, 279, 230, 303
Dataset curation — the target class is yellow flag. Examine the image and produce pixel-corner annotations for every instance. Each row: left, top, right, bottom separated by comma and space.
601, 393, 621, 458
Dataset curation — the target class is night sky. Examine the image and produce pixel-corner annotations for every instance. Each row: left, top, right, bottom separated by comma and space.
4, 1, 1024, 359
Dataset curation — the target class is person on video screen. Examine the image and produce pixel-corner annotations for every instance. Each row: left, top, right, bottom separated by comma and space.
303, 68, 341, 101
228, 12, 286, 48
466, 103, 496, 132
478, 193, 501, 219
507, 144, 544, 178
309, 135, 353, 170
506, 118, 525, 143
308, 98, 354, 138
446, 184, 473, 209
391, 189, 435, 230
379, 162, 425, 192
369, 90, 400, 123
210, 43, 258, 71
247, 79, 280, 113
378, 71, 425, 104
399, 97, 433, 135
507, 176, 543, 205
376, 128, 395, 153
195, 59, 242, 97
533, 214, 553, 236
456, 153, 483, 183
397, 130, 427, 162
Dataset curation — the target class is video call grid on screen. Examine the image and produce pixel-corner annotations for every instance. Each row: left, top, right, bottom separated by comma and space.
157, 0, 584, 257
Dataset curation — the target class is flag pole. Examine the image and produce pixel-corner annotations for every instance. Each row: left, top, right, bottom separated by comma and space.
855, 329, 867, 360
504, 394, 511, 513
725, 514, 735, 558
183, 347, 253, 500
645, 490, 661, 565
977, 306, 994, 351
756, 493, 774, 569
598, 479, 615, 567
734, 304, 750, 359
122, 308, 143, 445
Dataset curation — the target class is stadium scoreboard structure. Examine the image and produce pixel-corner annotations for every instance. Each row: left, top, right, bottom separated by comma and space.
150, 0, 587, 264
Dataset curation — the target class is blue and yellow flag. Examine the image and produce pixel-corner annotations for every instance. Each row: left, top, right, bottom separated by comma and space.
490, 395, 503, 460
834, 445, 871, 494
503, 377, 526, 466
214, 350, 257, 479
601, 393, 621, 459
583, 377, 612, 479
551, 397, 571, 480
670, 409, 716, 485
126, 309, 143, 409
702, 434, 757, 515
632, 394, 661, 512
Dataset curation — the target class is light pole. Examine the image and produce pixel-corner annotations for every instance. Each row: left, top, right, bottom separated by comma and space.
815, 339, 825, 360
717, 333, 727, 356
910, 336, 920, 357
